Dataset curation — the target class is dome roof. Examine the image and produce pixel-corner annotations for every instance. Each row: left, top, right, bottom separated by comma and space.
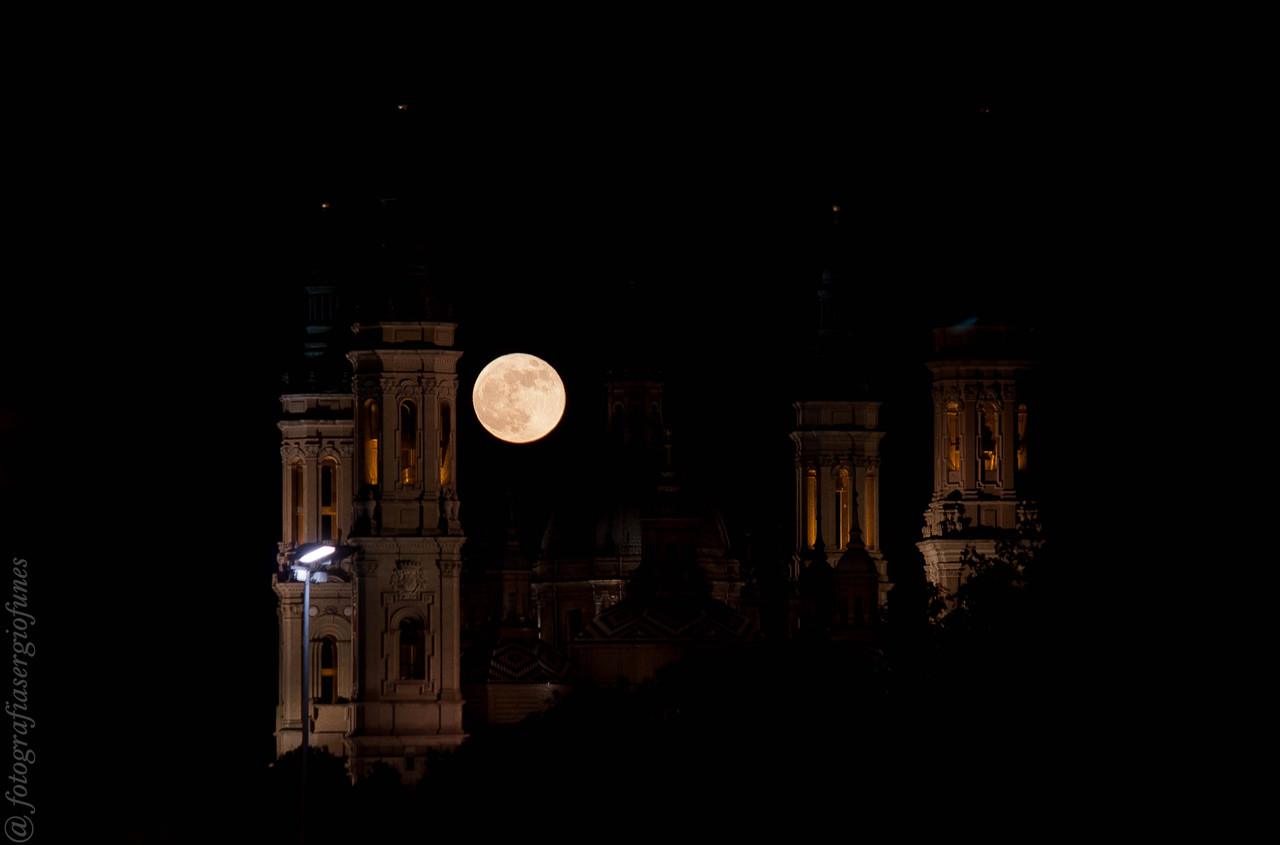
576, 597, 751, 643
540, 485, 733, 562
486, 639, 571, 684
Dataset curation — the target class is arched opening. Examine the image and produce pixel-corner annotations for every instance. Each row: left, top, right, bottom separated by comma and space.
290, 463, 305, 543
1016, 403, 1029, 472
837, 467, 851, 550
980, 403, 1000, 476
946, 401, 962, 471
319, 458, 338, 541
318, 636, 337, 704
864, 469, 877, 550
399, 400, 418, 485
362, 399, 380, 487
399, 617, 425, 680
805, 467, 818, 549
439, 401, 452, 486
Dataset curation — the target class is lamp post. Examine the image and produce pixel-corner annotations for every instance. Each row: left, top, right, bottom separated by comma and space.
289, 543, 342, 844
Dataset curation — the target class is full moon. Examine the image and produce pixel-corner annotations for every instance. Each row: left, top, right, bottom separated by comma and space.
472, 353, 567, 444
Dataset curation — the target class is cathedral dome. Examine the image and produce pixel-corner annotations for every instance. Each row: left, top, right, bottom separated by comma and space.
538, 485, 734, 564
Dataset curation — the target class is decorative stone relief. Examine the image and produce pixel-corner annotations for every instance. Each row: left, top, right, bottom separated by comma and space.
392, 560, 425, 599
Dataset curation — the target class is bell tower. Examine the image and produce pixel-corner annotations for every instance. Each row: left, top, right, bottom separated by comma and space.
343, 316, 465, 779
917, 322, 1036, 594
271, 280, 467, 785
790, 401, 890, 608
273, 284, 358, 763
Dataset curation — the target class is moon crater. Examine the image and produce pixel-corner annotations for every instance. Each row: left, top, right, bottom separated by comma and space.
472, 353, 566, 444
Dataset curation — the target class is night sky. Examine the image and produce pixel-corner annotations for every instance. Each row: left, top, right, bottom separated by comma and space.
2, 74, 1120, 838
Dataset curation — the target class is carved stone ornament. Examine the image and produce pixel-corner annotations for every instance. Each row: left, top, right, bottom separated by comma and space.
392, 560, 424, 599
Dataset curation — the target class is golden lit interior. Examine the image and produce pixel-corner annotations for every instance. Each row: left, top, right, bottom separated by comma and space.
362, 399, 379, 487
805, 468, 817, 548
439, 401, 452, 486
981, 404, 999, 471
946, 401, 961, 471
320, 458, 338, 541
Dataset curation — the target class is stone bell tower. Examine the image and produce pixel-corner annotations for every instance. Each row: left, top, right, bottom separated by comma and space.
343, 315, 465, 780
790, 401, 890, 608
917, 322, 1036, 595
271, 281, 467, 785
273, 284, 357, 764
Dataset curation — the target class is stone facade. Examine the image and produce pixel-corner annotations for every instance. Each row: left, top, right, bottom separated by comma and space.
790, 400, 890, 606
273, 316, 465, 784
916, 324, 1036, 595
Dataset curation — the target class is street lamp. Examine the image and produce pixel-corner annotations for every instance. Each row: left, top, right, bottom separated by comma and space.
289, 542, 351, 842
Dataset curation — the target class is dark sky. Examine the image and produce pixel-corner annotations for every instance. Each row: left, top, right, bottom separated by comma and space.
2, 75, 1114, 836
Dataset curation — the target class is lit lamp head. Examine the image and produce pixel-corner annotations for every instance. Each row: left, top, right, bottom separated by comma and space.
298, 545, 337, 565
292, 544, 338, 581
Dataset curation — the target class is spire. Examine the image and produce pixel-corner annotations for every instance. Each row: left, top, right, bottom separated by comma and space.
498, 494, 528, 572
836, 482, 874, 574
282, 284, 351, 394
797, 192, 873, 399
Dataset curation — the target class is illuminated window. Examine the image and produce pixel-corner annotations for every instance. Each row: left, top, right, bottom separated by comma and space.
837, 467, 851, 550
439, 401, 452, 486
320, 458, 338, 541
805, 467, 818, 548
318, 637, 337, 704
362, 399, 379, 487
291, 463, 305, 543
399, 400, 418, 485
946, 402, 961, 471
399, 618, 425, 680
980, 404, 999, 472
1016, 403, 1028, 471
864, 470, 877, 549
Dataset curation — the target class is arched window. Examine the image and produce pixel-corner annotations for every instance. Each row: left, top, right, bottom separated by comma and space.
319, 458, 338, 541
864, 469, 877, 550
1016, 403, 1029, 472
399, 618, 425, 680
362, 399, 380, 487
805, 467, 818, 549
438, 401, 452, 486
318, 637, 337, 704
946, 401, 962, 471
836, 467, 851, 550
291, 463, 305, 543
980, 404, 999, 473
399, 400, 418, 485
